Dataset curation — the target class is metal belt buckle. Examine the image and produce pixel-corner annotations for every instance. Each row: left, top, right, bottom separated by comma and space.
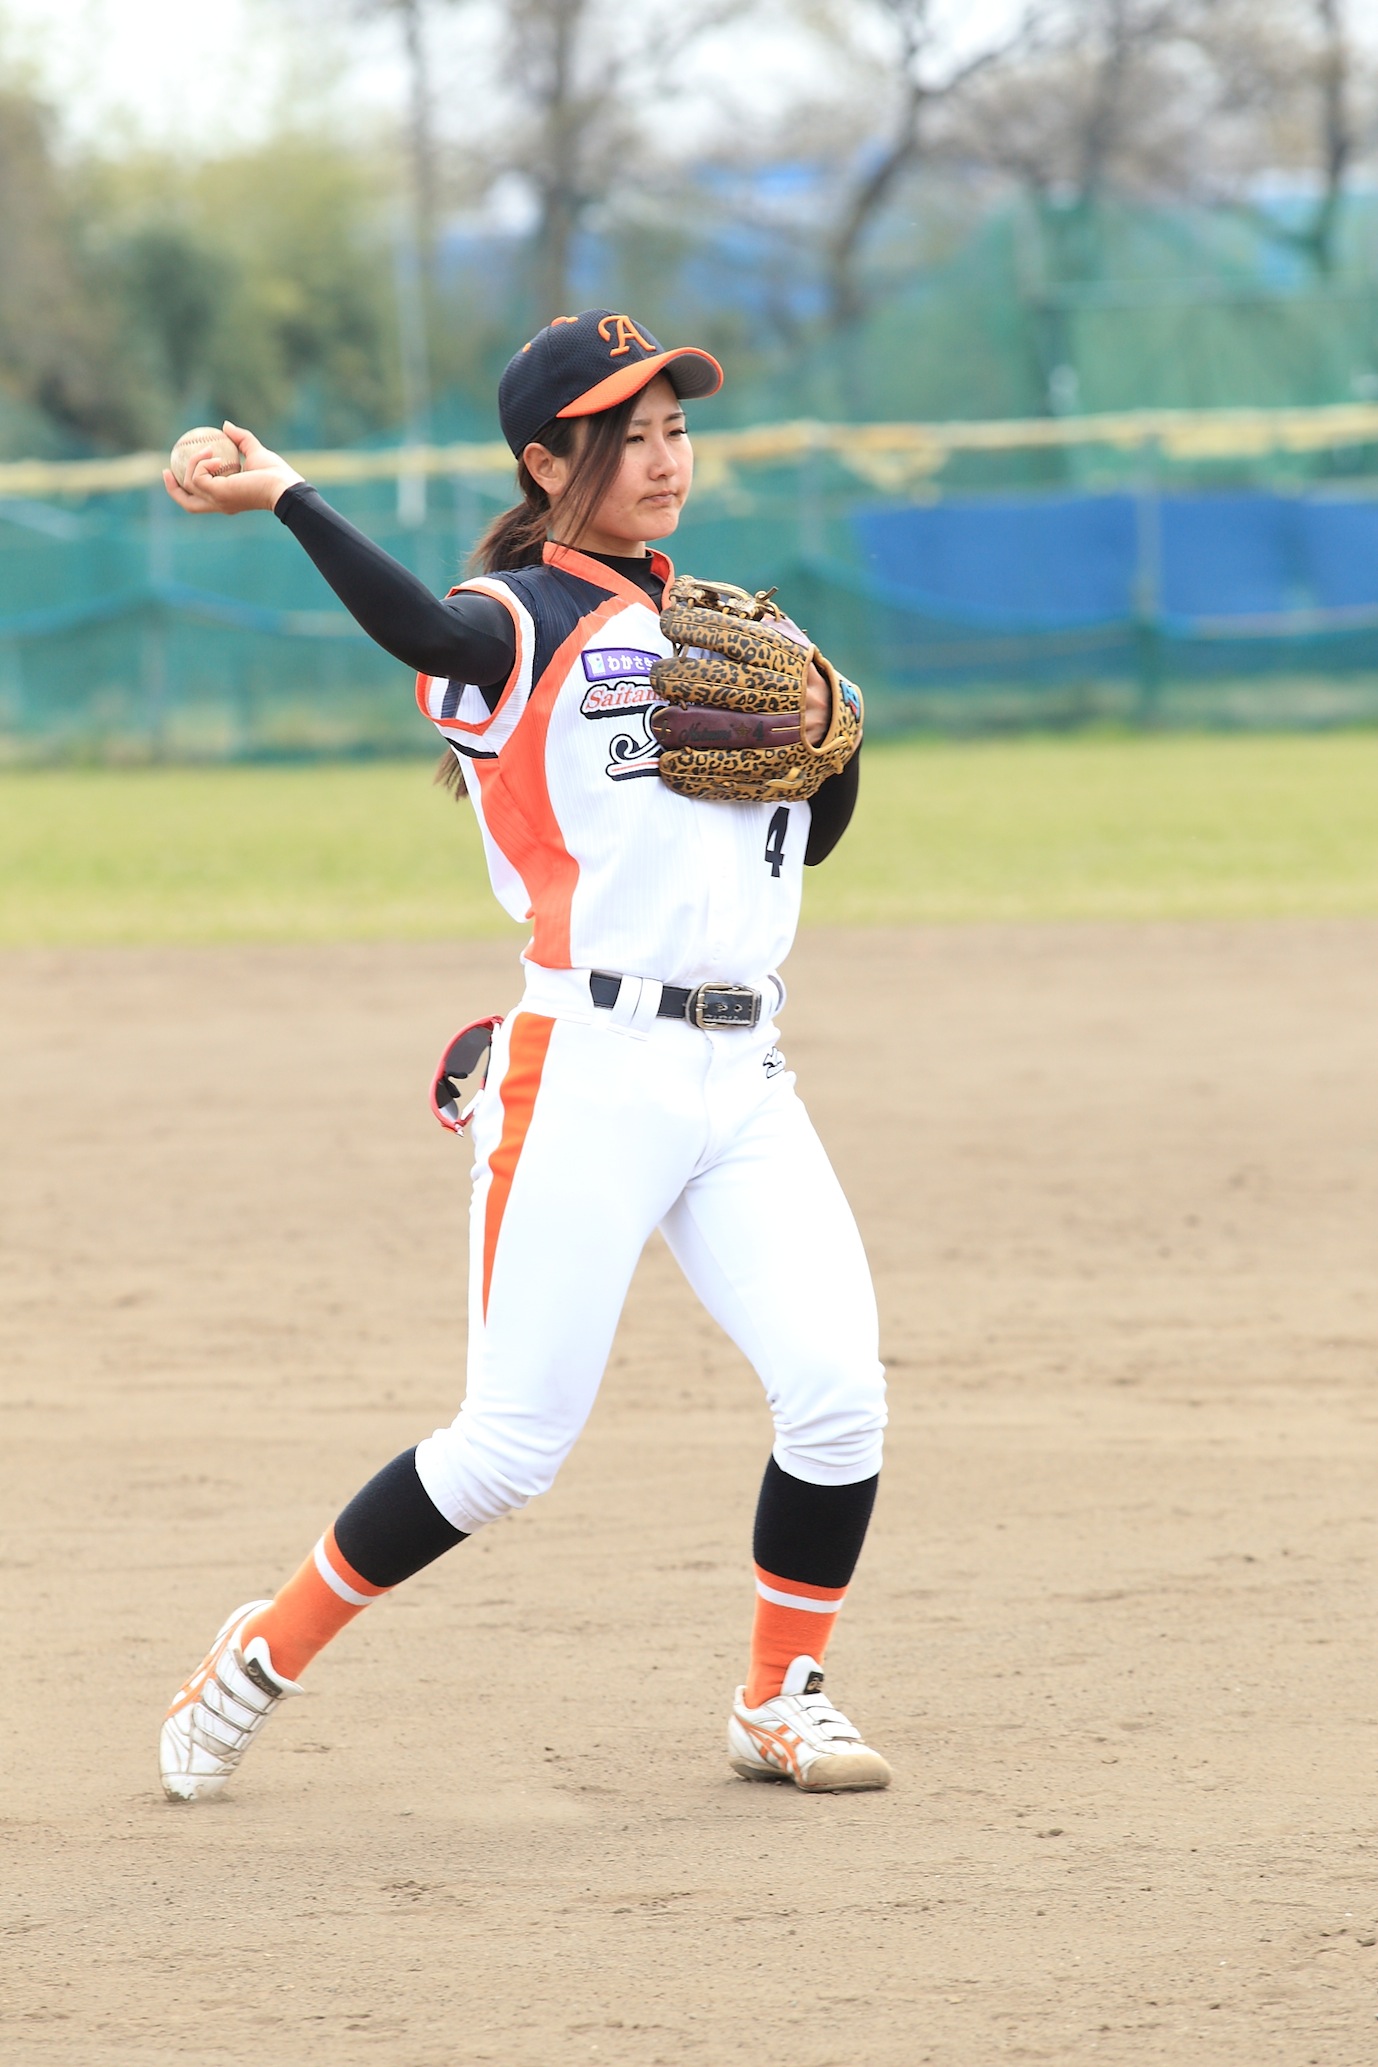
691, 983, 761, 1030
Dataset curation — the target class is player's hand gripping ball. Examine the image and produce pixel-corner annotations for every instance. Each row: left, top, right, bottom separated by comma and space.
650, 578, 863, 802
169, 426, 244, 489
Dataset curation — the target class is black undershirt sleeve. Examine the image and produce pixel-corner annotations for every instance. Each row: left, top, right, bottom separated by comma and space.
274, 481, 516, 692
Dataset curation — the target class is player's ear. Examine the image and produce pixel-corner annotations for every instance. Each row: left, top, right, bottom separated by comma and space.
523, 441, 569, 501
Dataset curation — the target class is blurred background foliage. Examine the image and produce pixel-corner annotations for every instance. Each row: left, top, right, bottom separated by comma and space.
1, 0, 1376, 460
3, 0, 1378, 762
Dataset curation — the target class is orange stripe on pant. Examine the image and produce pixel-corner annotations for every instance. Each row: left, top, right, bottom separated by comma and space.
482, 1012, 556, 1319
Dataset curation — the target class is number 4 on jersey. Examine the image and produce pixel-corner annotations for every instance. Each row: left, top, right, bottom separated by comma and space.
764, 806, 789, 878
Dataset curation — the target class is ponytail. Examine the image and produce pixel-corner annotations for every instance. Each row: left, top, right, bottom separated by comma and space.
469, 394, 637, 574
469, 448, 563, 573
436, 391, 641, 798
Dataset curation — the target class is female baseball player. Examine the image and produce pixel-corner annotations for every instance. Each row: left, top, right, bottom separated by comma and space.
159, 310, 889, 1798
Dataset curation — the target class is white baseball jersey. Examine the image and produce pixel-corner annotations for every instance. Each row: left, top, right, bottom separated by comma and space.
415, 543, 809, 985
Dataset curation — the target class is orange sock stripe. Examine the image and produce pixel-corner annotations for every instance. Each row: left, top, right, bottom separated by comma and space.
240, 1530, 390, 1683
482, 1013, 555, 1318
745, 1566, 847, 1710
753, 1563, 848, 1608
317, 1526, 388, 1602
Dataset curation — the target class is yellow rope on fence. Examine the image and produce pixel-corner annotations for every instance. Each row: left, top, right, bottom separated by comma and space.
2, 403, 1377, 501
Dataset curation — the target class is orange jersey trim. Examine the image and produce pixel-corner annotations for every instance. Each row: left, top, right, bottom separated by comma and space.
543, 540, 675, 615
415, 581, 527, 742
482, 1012, 555, 1318
479, 586, 629, 967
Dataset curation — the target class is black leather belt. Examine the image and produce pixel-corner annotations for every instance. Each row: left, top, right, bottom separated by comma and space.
590, 971, 762, 1030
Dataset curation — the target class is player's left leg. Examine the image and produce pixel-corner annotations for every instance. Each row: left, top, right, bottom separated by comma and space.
160, 1004, 699, 1800
658, 1042, 890, 1790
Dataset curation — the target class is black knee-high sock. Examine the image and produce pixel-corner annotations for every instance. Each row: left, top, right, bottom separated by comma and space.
333, 1447, 467, 1589
752, 1454, 878, 1588
745, 1458, 879, 1703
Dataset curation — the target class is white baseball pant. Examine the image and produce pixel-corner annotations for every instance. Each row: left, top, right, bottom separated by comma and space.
415, 969, 886, 1535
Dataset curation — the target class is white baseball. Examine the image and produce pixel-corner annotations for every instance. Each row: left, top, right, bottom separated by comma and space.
170, 426, 244, 489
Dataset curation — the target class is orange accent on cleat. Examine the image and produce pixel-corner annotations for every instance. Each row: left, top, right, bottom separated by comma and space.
726, 1655, 891, 1793
159, 1601, 302, 1801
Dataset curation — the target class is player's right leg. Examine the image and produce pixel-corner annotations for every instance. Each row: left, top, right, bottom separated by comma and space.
658, 1046, 890, 1789
160, 1000, 696, 1800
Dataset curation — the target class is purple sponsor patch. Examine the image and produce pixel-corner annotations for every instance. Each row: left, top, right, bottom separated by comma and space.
581, 647, 660, 682
578, 645, 664, 775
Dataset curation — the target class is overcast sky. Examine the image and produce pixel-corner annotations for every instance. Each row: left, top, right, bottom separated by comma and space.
1, 0, 1034, 153
1, 0, 396, 149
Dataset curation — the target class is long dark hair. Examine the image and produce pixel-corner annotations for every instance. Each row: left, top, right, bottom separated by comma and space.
435, 390, 640, 797
474, 392, 637, 572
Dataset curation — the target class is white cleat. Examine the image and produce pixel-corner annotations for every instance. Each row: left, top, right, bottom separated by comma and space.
159, 1600, 302, 1801
728, 1654, 891, 1793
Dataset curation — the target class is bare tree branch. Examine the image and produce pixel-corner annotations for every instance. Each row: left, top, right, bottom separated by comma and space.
501, 0, 757, 315
814, 0, 1051, 332
1176, 0, 1364, 274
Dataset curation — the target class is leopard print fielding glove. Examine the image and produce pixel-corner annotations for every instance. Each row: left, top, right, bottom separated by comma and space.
649, 578, 863, 803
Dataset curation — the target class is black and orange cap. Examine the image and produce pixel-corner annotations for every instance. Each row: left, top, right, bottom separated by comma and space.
498, 309, 723, 457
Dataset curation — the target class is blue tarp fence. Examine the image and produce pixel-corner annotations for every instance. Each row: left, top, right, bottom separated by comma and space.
3, 464, 1378, 758
853, 492, 1378, 627
804, 490, 1378, 728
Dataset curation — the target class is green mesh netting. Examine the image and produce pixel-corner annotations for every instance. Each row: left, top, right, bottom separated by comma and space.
4, 406, 1378, 763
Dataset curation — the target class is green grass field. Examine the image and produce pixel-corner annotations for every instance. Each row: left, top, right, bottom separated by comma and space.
2, 733, 1377, 948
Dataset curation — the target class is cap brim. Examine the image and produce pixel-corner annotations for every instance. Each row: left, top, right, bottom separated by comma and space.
556, 348, 723, 420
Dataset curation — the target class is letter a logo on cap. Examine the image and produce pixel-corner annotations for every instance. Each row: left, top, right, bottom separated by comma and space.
597, 314, 654, 359
498, 307, 722, 457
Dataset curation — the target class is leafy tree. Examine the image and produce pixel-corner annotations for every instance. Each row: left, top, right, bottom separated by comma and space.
98, 132, 403, 447
0, 84, 141, 450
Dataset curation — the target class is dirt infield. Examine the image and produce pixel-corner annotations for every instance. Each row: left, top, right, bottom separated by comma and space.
1, 924, 1374, 2066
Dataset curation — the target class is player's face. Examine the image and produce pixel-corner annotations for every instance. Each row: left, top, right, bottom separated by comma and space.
569, 375, 694, 555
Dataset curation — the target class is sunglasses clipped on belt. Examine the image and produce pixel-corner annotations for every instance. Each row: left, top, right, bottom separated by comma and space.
429, 1017, 502, 1134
